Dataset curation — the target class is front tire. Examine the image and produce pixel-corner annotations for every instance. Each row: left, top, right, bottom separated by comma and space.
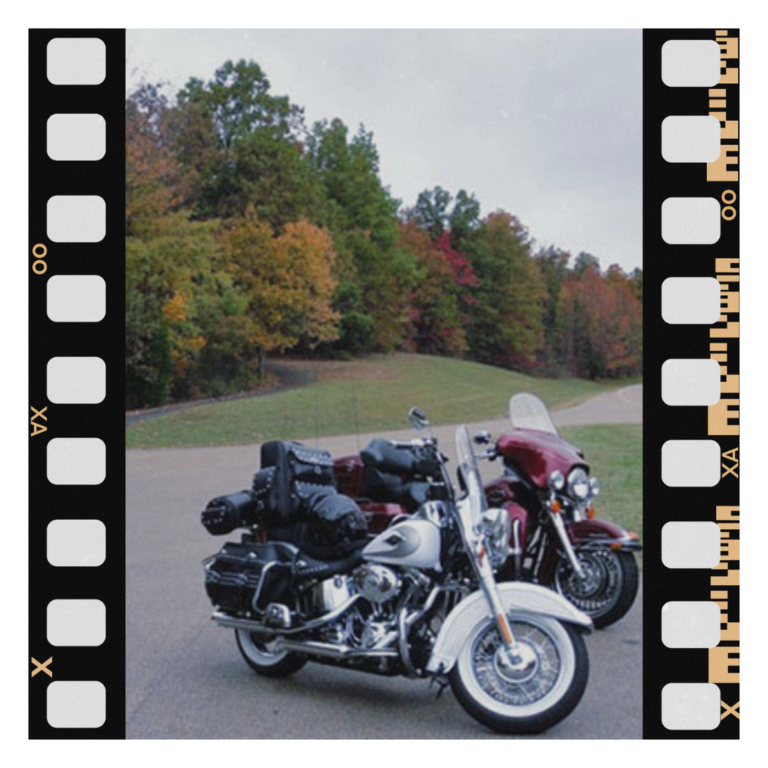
554, 550, 639, 629
235, 630, 307, 678
449, 613, 588, 734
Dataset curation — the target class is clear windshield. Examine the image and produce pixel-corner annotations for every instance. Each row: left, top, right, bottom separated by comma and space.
455, 425, 487, 529
509, 392, 558, 435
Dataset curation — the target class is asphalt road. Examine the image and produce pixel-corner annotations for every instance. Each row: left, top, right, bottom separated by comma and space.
126, 386, 643, 739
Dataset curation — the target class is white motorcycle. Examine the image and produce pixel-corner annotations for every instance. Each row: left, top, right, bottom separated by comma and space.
203, 421, 591, 734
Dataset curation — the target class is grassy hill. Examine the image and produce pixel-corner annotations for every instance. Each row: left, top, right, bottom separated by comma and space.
127, 353, 634, 449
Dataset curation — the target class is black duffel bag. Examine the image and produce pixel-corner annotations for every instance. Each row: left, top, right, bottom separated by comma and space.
266, 486, 367, 559
304, 486, 368, 546
201, 490, 258, 535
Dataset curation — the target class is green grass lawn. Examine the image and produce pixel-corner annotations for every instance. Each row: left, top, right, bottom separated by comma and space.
127, 354, 635, 449
560, 424, 643, 566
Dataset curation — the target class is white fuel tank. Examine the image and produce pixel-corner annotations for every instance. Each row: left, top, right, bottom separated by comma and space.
362, 518, 442, 570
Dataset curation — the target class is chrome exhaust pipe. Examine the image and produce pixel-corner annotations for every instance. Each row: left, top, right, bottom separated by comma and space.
279, 639, 398, 659
213, 613, 267, 632
212, 594, 360, 636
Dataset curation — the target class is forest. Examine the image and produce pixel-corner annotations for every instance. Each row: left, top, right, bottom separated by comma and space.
126, 60, 643, 410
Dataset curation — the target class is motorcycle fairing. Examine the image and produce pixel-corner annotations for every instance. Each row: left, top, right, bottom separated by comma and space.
496, 428, 587, 488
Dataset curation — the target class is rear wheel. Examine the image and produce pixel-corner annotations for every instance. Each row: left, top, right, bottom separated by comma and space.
554, 549, 639, 629
449, 613, 588, 734
234, 630, 307, 678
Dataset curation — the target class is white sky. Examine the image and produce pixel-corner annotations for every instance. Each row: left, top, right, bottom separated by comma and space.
127, 29, 642, 271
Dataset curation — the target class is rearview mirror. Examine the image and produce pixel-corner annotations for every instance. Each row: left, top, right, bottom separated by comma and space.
473, 430, 492, 445
408, 406, 430, 430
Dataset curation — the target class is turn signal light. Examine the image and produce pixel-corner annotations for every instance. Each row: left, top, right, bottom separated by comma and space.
551, 500, 562, 513
587, 505, 596, 519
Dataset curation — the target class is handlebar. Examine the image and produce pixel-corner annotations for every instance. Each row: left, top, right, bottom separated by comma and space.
389, 437, 437, 451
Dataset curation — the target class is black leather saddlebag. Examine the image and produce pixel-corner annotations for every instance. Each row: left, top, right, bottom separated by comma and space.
201, 491, 258, 535
204, 540, 296, 615
255, 441, 336, 526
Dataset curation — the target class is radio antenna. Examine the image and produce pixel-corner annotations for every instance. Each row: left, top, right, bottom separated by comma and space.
312, 362, 320, 448
351, 368, 361, 453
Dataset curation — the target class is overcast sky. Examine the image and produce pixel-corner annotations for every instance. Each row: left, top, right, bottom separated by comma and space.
127, 29, 642, 271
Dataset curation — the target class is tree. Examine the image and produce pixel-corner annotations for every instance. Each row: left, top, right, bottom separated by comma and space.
220, 208, 340, 374
535, 246, 572, 373
307, 118, 412, 351
173, 60, 323, 225
573, 251, 600, 275
408, 186, 452, 238
448, 189, 481, 247
397, 222, 468, 355
126, 214, 232, 402
464, 212, 546, 370
558, 262, 642, 379
126, 84, 188, 235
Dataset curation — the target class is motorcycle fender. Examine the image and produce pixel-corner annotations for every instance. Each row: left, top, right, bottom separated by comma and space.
569, 519, 642, 550
426, 582, 593, 674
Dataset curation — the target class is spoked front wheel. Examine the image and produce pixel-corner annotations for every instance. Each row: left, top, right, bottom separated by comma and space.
449, 613, 588, 734
235, 630, 307, 678
554, 549, 639, 629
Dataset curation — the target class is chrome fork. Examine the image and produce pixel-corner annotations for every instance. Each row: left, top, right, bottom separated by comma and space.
549, 510, 586, 579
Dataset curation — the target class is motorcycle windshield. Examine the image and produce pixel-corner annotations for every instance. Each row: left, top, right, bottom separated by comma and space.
509, 392, 559, 435
455, 425, 487, 529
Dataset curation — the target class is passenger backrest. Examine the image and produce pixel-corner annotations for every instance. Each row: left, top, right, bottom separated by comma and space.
253, 441, 335, 526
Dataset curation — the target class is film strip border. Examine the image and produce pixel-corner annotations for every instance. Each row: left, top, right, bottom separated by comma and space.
643, 29, 739, 739
28, 30, 126, 738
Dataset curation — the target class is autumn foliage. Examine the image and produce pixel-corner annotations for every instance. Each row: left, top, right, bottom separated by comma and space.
126, 61, 642, 409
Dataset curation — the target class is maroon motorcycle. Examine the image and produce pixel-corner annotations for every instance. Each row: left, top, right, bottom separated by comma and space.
334, 395, 640, 628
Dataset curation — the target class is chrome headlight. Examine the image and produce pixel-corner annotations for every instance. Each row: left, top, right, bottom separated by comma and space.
589, 475, 601, 497
567, 467, 591, 501
480, 507, 512, 567
548, 470, 565, 491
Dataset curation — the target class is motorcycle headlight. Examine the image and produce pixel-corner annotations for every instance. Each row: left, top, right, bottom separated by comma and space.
590, 475, 601, 497
548, 470, 565, 491
480, 507, 512, 568
567, 468, 591, 501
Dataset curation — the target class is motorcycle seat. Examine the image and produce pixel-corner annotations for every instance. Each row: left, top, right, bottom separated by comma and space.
293, 540, 367, 580
360, 466, 431, 513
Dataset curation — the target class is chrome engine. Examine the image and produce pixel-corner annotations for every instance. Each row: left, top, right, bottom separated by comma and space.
352, 563, 401, 604
305, 566, 409, 654
307, 574, 353, 614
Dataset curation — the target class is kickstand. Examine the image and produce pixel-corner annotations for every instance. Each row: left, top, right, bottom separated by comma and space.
429, 674, 449, 700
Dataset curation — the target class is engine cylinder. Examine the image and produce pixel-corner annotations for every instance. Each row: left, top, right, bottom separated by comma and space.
353, 564, 401, 604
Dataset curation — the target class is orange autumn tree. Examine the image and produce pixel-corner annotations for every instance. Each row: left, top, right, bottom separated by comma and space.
220, 208, 340, 376
125, 84, 189, 235
558, 262, 642, 379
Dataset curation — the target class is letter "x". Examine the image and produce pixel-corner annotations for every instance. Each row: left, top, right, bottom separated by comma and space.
30, 406, 48, 421
721, 700, 740, 720
31, 657, 52, 678
722, 463, 739, 479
